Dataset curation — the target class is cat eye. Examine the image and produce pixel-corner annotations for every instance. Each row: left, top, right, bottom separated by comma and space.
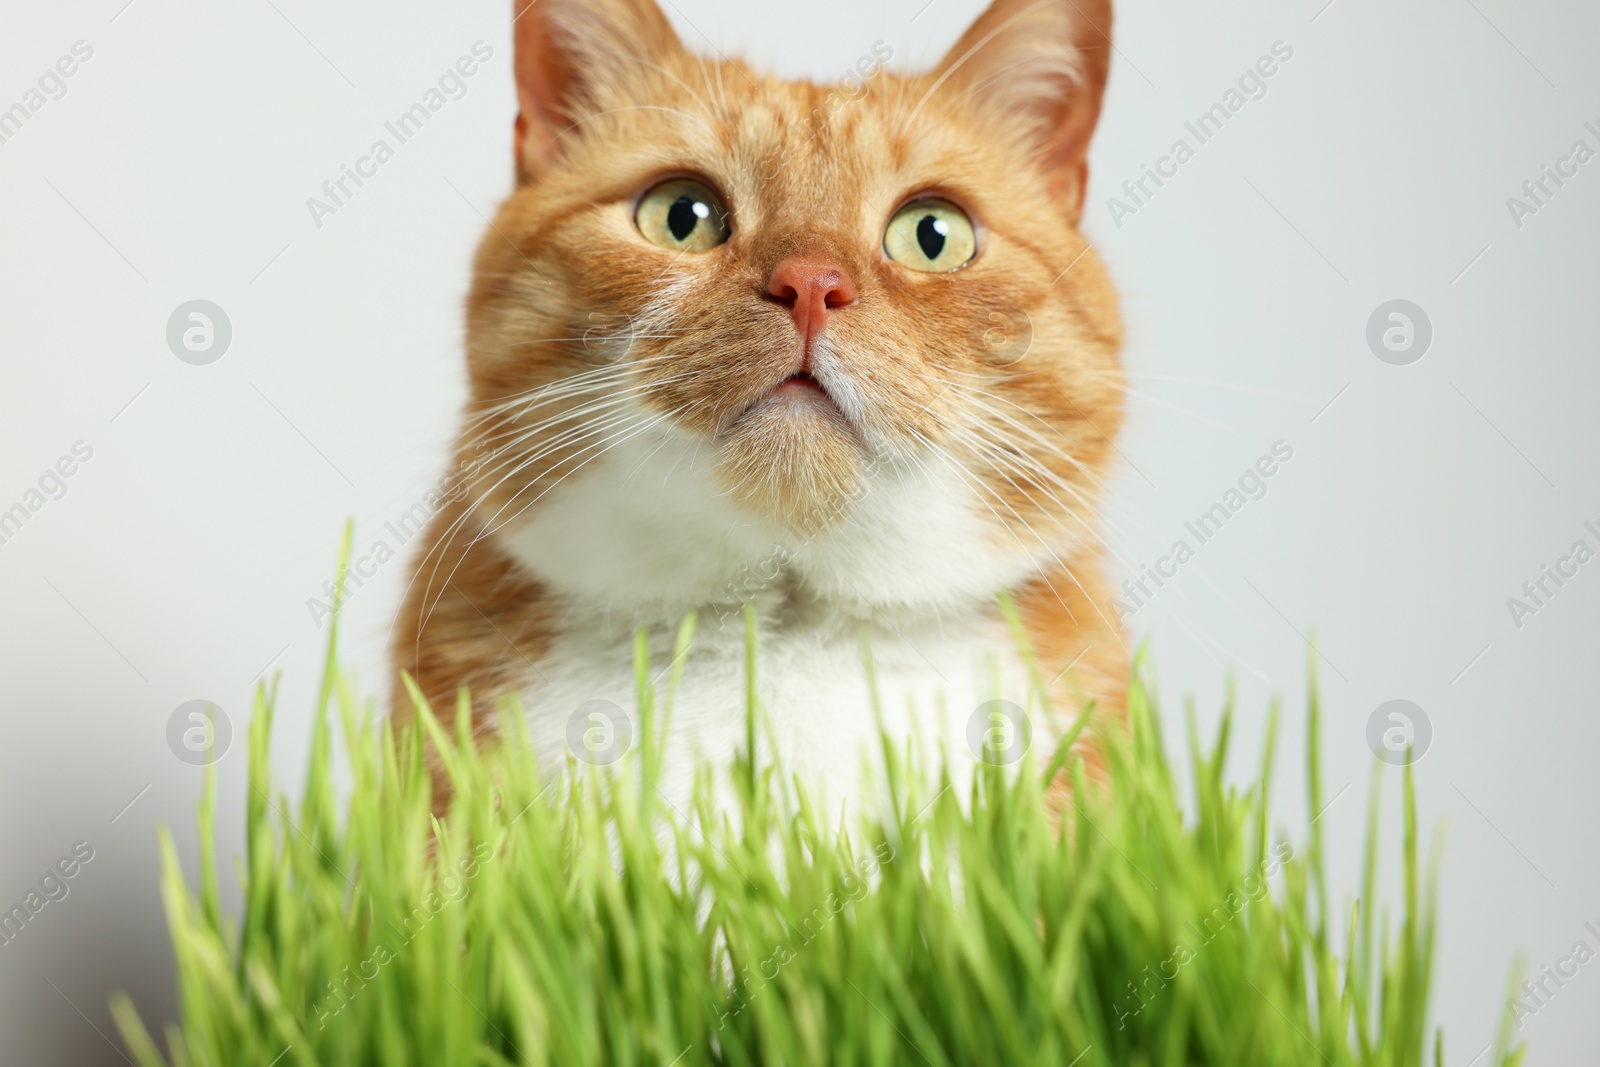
883, 198, 976, 273
634, 178, 731, 252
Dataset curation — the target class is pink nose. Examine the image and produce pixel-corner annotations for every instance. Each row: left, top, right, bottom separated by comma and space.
764, 256, 856, 341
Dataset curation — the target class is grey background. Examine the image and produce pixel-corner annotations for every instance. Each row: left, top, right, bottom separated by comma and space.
2, 0, 1596, 1062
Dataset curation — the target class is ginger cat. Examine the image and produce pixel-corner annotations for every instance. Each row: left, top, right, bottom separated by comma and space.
393, 0, 1126, 812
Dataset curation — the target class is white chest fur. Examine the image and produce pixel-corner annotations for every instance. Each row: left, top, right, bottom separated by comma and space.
497, 421, 1060, 812
516, 607, 1040, 817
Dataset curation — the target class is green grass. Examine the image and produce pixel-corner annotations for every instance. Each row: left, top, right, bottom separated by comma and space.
112, 556, 1526, 1065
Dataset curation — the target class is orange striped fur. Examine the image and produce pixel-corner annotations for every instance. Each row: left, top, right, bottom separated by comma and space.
394, 0, 1125, 809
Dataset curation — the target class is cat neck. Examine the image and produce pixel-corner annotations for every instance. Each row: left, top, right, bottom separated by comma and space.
492, 420, 1071, 635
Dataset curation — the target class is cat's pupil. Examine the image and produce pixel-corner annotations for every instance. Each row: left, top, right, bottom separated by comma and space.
916, 215, 948, 260
668, 196, 704, 241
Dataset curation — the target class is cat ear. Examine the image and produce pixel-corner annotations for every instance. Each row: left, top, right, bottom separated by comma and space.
511, 0, 685, 177
934, 0, 1112, 217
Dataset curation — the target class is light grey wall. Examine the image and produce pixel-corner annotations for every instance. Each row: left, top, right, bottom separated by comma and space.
2, 0, 1595, 1062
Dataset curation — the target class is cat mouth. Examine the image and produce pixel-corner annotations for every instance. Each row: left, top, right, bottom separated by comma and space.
760, 370, 851, 422
726, 367, 862, 442
775, 371, 827, 395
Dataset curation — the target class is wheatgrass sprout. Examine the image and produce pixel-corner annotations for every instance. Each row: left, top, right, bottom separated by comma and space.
112, 538, 1526, 1066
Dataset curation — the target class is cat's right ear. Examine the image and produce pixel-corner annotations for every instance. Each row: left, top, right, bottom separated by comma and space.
512, 0, 685, 179
933, 0, 1113, 220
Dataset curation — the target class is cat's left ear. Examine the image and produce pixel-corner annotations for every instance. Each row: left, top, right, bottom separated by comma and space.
934, 0, 1112, 220
511, 0, 685, 178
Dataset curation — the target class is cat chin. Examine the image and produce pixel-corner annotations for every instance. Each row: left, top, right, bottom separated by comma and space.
713, 392, 866, 536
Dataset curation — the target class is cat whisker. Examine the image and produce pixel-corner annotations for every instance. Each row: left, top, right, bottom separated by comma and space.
459, 397, 665, 498
422, 412, 670, 628
1090, 369, 1306, 402
400, 390, 665, 629
496, 331, 699, 351
948, 424, 1152, 578
914, 373, 1172, 567
949, 387, 1126, 502
407, 410, 665, 639
911, 428, 1084, 626
456, 355, 683, 427
1097, 380, 1243, 437
941, 433, 1128, 648
466, 372, 701, 450
919, 373, 1114, 490
945, 406, 1167, 553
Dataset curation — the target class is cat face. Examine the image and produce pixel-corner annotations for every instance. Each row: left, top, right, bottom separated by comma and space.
461, 0, 1121, 559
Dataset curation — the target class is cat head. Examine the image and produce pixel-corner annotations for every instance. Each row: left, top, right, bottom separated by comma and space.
461, 0, 1122, 582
